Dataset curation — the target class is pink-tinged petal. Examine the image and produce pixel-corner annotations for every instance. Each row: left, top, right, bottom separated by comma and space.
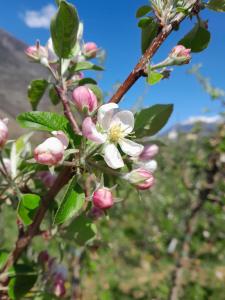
82, 117, 106, 144
110, 110, 134, 135
51, 131, 69, 149
119, 138, 143, 157
97, 103, 119, 130
103, 143, 124, 169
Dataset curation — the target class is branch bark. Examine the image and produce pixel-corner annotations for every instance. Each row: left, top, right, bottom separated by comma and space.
108, 0, 199, 104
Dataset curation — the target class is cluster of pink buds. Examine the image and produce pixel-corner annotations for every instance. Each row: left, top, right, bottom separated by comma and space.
72, 86, 98, 113
169, 45, 191, 65
34, 131, 69, 166
38, 251, 67, 298
0, 118, 8, 149
83, 42, 98, 58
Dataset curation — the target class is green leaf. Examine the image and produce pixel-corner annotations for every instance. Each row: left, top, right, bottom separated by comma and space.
134, 104, 173, 137
136, 5, 152, 18
50, 0, 79, 58
86, 84, 103, 102
17, 111, 69, 132
28, 79, 48, 110
208, 0, 225, 12
178, 22, 211, 53
65, 213, 97, 246
49, 85, 60, 105
141, 18, 158, 53
8, 264, 37, 300
147, 69, 163, 85
78, 78, 97, 85
54, 176, 85, 225
138, 17, 152, 28
70, 61, 104, 72
18, 194, 41, 225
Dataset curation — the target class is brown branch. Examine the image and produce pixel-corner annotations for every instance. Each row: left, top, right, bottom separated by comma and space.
0, 167, 72, 277
108, 0, 199, 104
56, 86, 81, 135
168, 155, 219, 300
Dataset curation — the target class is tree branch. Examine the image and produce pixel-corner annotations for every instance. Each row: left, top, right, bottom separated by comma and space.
108, 0, 199, 104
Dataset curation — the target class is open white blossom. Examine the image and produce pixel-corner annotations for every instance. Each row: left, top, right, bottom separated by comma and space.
82, 103, 144, 169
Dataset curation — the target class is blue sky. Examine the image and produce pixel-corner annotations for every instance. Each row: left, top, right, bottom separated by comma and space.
0, 0, 225, 127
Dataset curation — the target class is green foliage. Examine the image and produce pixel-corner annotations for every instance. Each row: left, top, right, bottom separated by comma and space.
141, 18, 158, 53
179, 22, 211, 53
18, 194, 41, 225
8, 264, 37, 300
134, 104, 173, 137
207, 0, 225, 12
147, 68, 163, 85
50, 0, 79, 58
70, 61, 104, 72
65, 213, 97, 245
28, 79, 49, 110
54, 176, 85, 225
49, 84, 60, 105
136, 5, 152, 18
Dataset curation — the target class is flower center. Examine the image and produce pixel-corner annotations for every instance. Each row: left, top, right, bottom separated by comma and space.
109, 124, 123, 143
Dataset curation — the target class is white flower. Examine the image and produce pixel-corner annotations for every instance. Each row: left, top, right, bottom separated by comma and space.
82, 103, 144, 169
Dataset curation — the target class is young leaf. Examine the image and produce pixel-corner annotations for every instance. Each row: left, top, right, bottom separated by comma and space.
134, 104, 173, 137
78, 78, 97, 85
54, 176, 85, 225
138, 17, 152, 28
136, 5, 152, 18
147, 69, 163, 85
28, 79, 49, 110
178, 22, 211, 53
141, 18, 158, 53
18, 194, 41, 225
65, 213, 97, 245
207, 0, 225, 12
50, 0, 79, 58
70, 61, 104, 72
49, 84, 60, 105
17, 111, 69, 132
8, 264, 37, 300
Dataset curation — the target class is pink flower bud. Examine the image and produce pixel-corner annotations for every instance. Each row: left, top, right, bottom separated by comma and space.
83, 42, 98, 58
93, 188, 114, 210
38, 251, 50, 265
72, 86, 98, 113
25, 45, 47, 61
89, 206, 104, 220
36, 171, 56, 188
139, 144, 159, 161
54, 279, 66, 297
125, 168, 155, 190
34, 137, 65, 166
169, 45, 191, 65
0, 118, 9, 148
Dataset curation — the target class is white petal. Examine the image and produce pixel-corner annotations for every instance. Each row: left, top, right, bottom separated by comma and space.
110, 110, 134, 135
104, 143, 124, 169
119, 138, 144, 157
82, 117, 106, 144
144, 160, 158, 172
46, 38, 58, 62
97, 103, 119, 130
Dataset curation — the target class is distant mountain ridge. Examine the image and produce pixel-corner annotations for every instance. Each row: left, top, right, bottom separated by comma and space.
0, 28, 49, 137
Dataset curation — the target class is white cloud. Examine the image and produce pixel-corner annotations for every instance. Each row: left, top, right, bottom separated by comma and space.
23, 4, 57, 29
182, 115, 222, 126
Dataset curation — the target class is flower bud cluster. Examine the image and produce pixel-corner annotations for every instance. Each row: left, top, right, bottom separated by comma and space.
169, 45, 191, 65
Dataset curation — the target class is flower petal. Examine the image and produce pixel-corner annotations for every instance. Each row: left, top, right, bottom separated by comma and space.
119, 138, 144, 156
97, 103, 119, 130
82, 117, 106, 144
103, 143, 124, 169
110, 111, 134, 135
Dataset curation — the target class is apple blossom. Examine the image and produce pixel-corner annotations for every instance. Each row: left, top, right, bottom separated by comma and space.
169, 45, 191, 65
139, 144, 159, 161
25, 44, 48, 61
72, 86, 98, 113
83, 42, 98, 58
82, 103, 144, 169
124, 168, 155, 190
34, 137, 65, 166
93, 187, 114, 210
0, 118, 9, 148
